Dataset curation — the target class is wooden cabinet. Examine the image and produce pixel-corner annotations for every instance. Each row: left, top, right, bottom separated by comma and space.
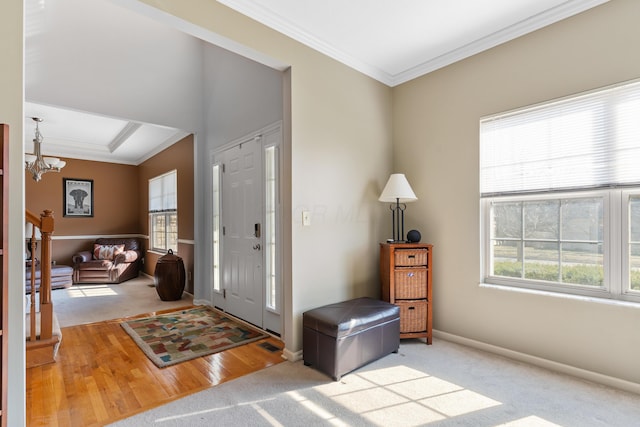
380, 242, 432, 344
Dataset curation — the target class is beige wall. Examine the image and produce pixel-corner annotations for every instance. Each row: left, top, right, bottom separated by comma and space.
138, 135, 195, 292
393, 0, 640, 385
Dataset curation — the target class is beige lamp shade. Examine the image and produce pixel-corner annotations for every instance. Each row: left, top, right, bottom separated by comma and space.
379, 173, 417, 203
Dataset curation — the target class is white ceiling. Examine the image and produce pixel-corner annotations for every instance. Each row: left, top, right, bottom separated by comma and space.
218, 0, 608, 86
24, 102, 190, 165
24, 0, 607, 165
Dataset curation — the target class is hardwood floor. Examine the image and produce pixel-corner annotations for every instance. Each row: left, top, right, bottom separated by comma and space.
26, 306, 284, 427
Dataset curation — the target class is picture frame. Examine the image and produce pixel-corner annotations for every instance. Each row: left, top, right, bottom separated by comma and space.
63, 178, 94, 217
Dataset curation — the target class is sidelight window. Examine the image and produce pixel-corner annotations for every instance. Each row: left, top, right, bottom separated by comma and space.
264, 145, 280, 312
212, 164, 221, 292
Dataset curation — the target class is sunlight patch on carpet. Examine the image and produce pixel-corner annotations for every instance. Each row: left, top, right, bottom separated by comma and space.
313, 364, 501, 426
121, 306, 267, 368
68, 285, 118, 298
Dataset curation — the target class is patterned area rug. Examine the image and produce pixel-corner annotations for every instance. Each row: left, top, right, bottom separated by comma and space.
121, 306, 267, 368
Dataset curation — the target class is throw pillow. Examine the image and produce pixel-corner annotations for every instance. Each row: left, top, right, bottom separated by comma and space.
93, 244, 125, 261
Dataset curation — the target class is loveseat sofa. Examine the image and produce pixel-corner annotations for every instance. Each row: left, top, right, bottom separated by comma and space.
25, 263, 74, 293
72, 237, 143, 284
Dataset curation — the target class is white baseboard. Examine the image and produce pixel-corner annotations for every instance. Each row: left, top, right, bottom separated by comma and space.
193, 298, 211, 306
282, 348, 302, 362
434, 330, 640, 395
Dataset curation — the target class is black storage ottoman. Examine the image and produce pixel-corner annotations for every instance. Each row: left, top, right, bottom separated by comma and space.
303, 297, 400, 381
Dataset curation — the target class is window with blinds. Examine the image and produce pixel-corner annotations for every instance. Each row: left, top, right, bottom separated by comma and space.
480, 79, 640, 302
481, 79, 640, 196
149, 170, 178, 253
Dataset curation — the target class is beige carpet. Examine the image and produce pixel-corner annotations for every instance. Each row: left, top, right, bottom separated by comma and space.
51, 276, 194, 327
109, 339, 640, 426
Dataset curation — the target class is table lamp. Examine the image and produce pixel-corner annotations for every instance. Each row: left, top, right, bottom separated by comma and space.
379, 173, 417, 242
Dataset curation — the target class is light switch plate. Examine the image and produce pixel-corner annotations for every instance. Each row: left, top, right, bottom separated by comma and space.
302, 210, 311, 226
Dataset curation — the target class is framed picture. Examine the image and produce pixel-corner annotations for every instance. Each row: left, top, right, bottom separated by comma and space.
63, 178, 94, 217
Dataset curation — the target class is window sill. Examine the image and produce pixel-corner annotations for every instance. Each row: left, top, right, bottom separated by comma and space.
479, 282, 640, 309
147, 249, 176, 256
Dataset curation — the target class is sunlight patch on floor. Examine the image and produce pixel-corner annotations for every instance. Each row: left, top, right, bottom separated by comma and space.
286, 390, 348, 426
155, 398, 276, 423
67, 285, 118, 298
495, 415, 563, 426
387, 375, 464, 399
109, 360, 605, 426
250, 402, 284, 427
313, 364, 502, 426
359, 365, 431, 386
329, 386, 411, 413
364, 401, 445, 426
421, 388, 501, 417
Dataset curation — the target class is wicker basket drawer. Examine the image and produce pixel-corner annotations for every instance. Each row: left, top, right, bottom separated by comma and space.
394, 249, 428, 266
394, 267, 427, 299
397, 300, 427, 333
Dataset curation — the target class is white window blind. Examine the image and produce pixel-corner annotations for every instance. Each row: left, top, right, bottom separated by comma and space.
480, 79, 640, 196
149, 170, 177, 212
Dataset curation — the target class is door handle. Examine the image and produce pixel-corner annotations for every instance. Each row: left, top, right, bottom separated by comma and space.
253, 244, 261, 250
254, 223, 261, 238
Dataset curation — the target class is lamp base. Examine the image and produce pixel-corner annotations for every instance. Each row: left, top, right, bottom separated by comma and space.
386, 239, 407, 243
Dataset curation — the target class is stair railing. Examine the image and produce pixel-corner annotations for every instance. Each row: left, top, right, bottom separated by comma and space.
25, 209, 54, 343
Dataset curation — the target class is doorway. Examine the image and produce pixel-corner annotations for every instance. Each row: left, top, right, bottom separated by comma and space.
212, 122, 282, 335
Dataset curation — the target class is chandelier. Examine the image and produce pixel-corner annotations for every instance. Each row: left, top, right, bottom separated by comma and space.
25, 117, 66, 182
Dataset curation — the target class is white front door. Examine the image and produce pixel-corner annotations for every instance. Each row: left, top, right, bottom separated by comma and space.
221, 139, 263, 327
212, 123, 283, 335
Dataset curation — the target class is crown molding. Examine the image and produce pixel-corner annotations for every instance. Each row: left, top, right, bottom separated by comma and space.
217, 0, 609, 87
134, 130, 191, 165
391, 0, 609, 86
